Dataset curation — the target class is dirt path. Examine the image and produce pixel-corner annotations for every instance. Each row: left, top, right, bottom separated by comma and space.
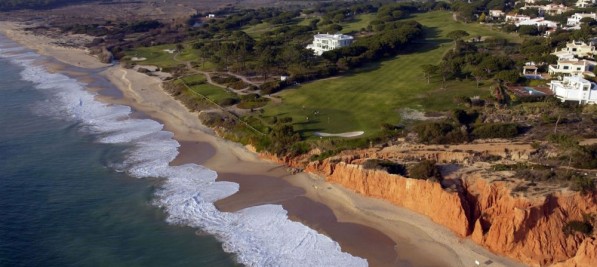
172, 51, 282, 105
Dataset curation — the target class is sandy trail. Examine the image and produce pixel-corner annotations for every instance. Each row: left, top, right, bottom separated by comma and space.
314, 131, 365, 137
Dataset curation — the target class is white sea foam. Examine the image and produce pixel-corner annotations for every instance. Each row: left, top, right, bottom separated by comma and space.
0, 46, 368, 267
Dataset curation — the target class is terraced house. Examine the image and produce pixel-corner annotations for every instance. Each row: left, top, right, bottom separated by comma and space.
550, 76, 597, 104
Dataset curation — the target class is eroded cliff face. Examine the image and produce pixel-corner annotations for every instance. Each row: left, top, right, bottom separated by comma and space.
319, 162, 471, 236
465, 177, 597, 266
264, 152, 597, 267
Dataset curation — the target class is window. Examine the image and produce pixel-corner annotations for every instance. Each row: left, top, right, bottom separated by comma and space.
577, 67, 581, 70
563, 66, 569, 70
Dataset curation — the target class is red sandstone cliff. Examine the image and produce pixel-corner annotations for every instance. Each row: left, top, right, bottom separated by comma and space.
263, 151, 597, 267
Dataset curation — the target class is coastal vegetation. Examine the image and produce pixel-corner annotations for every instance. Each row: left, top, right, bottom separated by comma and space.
6, 1, 597, 266
29, 0, 596, 197
0, 0, 93, 11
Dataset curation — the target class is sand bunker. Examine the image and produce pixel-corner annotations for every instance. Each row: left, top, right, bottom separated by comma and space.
131, 57, 146, 61
314, 131, 364, 138
163, 49, 176, 54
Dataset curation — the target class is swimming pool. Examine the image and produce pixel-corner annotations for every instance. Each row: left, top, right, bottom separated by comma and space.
524, 87, 546, 95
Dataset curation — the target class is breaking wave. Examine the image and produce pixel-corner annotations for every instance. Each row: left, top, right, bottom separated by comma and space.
0, 41, 367, 266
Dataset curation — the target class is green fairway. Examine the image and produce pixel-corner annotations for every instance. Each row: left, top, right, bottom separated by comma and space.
124, 44, 178, 68
262, 11, 520, 137
125, 44, 200, 69
341, 13, 376, 33
242, 22, 277, 39
180, 75, 237, 104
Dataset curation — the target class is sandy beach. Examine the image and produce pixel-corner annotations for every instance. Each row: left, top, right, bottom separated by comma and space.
0, 22, 527, 267
0, 21, 108, 69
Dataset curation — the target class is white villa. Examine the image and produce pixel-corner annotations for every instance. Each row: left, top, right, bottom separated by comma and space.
505, 14, 531, 23
550, 76, 597, 104
306, 33, 354, 56
576, 0, 596, 8
520, 4, 571, 16
567, 13, 597, 27
522, 62, 541, 79
489, 10, 505, 18
515, 17, 558, 29
552, 41, 596, 59
548, 59, 596, 76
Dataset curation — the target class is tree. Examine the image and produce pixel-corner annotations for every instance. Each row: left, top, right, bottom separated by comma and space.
518, 25, 540, 36
175, 43, 184, 52
421, 64, 438, 84
257, 47, 276, 80
494, 70, 520, 84
447, 30, 470, 43
438, 61, 455, 89
198, 48, 210, 69
447, 30, 470, 52
478, 13, 487, 23
471, 68, 487, 88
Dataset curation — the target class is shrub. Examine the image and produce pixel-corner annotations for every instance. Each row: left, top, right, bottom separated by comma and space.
310, 150, 338, 161
563, 220, 593, 236
288, 142, 311, 157
408, 160, 443, 182
570, 176, 595, 194
472, 123, 519, 139
547, 134, 579, 149
211, 75, 240, 85
362, 159, 407, 176
452, 109, 479, 125
228, 80, 249, 90
571, 144, 597, 169
260, 81, 283, 95
414, 122, 453, 144
219, 97, 240, 106
279, 117, 293, 124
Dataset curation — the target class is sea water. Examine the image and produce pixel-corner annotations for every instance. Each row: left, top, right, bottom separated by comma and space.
0, 36, 367, 267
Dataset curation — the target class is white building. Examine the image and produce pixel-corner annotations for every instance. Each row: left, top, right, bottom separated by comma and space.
548, 59, 596, 77
550, 76, 597, 104
520, 4, 571, 16
552, 51, 576, 60
489, 10, 505, 18
515, 18, 558, 29
207, 14, 216, 18
306, 33, 354, 56
552, 41, 596, 58
567, 13, 597, 27
576, 0, 596, 8
506, 14, 531, 23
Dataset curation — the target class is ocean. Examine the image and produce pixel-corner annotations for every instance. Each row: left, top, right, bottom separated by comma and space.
0, 36, 366, 267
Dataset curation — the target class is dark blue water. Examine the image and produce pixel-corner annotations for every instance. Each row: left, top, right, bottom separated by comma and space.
0, 56, 237, 266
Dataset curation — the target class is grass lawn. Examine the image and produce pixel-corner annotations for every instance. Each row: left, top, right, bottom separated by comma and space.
125, 43, 221, 71
180, 75, 237, 104
242, 22, 277, 39
262, 11, 521, 138
124, 44, 179, 68
341, 13, 376, 34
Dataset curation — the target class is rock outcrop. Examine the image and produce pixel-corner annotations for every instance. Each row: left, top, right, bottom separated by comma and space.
464, 177, 597, 266
266, 152, 597, 266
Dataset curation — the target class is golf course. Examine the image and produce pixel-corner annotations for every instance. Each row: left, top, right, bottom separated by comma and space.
261, 11, 520, 137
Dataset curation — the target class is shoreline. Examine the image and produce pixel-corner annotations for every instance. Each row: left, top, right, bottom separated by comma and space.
0, 22, 526, 267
